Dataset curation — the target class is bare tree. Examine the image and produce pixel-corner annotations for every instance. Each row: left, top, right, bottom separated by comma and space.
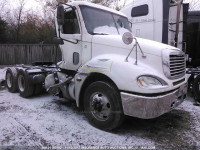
36, 0, 68, 12
89, 0, 129, 10
0, 0, 8, 18
123, 0, 128, 7
13, 0, 26, 42
36, 0, 68, 25
0, 0, 6, 11
90, 0, 118, 8
116, 0, 129, 10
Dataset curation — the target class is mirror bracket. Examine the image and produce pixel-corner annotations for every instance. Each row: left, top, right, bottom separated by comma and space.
53, 37, 79, 45
53, 37, 64, 45
63, 38, 79, 44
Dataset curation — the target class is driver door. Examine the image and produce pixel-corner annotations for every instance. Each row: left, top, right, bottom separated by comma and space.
59, 9, 82, 71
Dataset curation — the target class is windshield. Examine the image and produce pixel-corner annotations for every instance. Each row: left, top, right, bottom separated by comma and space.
80, 5, 132, 35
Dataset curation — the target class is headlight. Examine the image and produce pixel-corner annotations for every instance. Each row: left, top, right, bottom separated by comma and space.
137, 76, 168, 89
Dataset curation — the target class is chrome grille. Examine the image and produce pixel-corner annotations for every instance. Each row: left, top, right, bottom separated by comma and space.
162, 50, 186, 80
169, 54, 186, 77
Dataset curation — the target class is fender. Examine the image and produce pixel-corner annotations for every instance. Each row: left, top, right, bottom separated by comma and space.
74, 54, 168, 108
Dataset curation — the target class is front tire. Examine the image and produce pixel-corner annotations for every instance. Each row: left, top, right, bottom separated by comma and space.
17, 70, 34, 98
84, 81, 124, 131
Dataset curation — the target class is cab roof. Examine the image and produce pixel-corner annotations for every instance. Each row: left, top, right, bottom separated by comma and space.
66, 1, 127, 17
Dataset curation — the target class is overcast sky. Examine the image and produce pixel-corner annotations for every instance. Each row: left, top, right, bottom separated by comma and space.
10, 0, 42, 11
1, 0, 200, 13
32, 0, 199, 10
6, 0, 200, 9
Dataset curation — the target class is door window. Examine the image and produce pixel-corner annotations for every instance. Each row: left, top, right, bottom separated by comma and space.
62, 10, 80, 34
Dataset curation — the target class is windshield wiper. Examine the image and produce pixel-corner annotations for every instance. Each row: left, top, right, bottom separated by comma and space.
92, 33, 109, 35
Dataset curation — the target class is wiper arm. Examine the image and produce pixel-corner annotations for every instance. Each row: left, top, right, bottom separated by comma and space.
92, 32, 109, 35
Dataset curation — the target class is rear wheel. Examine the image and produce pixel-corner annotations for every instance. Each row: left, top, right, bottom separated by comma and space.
17, 70, 34, 98
6, 68, 18, 93
84, 81, 124, 131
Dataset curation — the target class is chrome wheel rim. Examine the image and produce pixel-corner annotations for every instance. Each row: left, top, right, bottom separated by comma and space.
90, 92, 111, 121
18, 75, 25, 92
6, 73, 12, 88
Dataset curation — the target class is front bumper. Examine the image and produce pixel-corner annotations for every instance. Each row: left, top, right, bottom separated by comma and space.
121, 83, 187, 119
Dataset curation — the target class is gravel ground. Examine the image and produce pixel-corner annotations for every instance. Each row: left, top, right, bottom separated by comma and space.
0, 68, 200, 150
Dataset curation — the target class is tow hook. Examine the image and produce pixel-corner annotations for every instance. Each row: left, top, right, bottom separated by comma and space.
171, 102, 176, 109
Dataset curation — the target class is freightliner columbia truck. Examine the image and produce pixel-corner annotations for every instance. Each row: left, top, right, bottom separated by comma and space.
2, 1, 187, 130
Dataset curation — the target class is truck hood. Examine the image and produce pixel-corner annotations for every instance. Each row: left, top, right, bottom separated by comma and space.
92, 35, 180, 56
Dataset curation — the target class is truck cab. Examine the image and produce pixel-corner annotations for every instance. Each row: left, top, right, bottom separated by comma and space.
5, 1, 187, 130
53, 1, 187, 129
55, 2, 132, 72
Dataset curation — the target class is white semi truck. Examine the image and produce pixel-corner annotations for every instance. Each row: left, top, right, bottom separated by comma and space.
3, 1, 187, 130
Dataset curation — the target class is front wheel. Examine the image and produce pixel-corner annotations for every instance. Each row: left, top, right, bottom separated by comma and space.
84, 81, 124, 131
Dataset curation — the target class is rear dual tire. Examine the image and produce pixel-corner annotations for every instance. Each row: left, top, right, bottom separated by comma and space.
6, 68, 18, 93
6, 68, 35, 98
17, 70, 34, 98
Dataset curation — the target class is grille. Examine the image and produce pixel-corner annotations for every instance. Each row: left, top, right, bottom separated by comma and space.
169, 54, 186, 77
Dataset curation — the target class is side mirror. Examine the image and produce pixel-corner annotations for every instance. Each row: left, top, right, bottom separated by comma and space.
122, 32, 134, 45
57, 4, 64, 25
53, 37, 64, 45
